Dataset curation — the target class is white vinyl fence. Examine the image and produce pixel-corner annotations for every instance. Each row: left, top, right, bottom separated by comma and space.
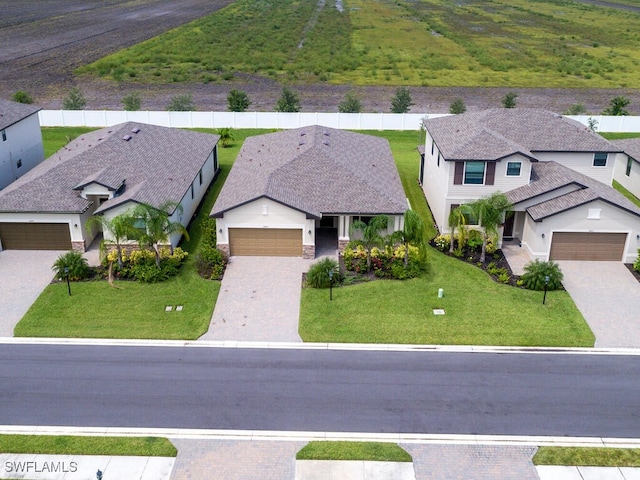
38, 110, 640, 132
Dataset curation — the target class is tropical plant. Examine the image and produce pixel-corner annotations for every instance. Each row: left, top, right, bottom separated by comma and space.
130, 201, 189, 268
349, 215, 389, 272
52, 251, 90, 281
227, 89, 251, 112
63, 87, 87, 110
602, 96, 630, 116
195, 217, 227, 280
12, 90, 33, 104
634, 249, 640, 273
338, 92, 362, 113
501, 91, 518, 108
306, 257, 340, 288
121, 92, 142, 111
217, 127, 235, 148
462, 192, 512, 263
563, 103, 586, 115
449, 97, 466, 114
390, 87, 413, 113
86, 213, 137, 269
167, 94, 195, 111
520, 259, 563, 291
587, 117, 599, 132
389, 209, 427, 267
448, 205, 467, 254
276, 87, 301, 112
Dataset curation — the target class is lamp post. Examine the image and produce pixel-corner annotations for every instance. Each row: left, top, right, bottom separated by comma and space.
328, 269, 333, 301
64, 267, 71, 296
542, 275, 549, 305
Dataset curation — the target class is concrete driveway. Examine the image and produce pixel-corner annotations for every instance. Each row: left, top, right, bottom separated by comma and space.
558, 261, 640, 348
0, 250, 64, 337
199, 256, 314, 342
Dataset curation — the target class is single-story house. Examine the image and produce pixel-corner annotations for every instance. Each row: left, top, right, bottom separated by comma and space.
211, 126, 408, 258
613, 137, 640, 201
0, 122, 220, 251
0, 98, 44, 190
420, 108, 640, 262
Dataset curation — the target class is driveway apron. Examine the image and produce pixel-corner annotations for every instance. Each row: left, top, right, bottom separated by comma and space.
558, 261, 640, 348
0, 250, 63, 337
200, 256, 309, 342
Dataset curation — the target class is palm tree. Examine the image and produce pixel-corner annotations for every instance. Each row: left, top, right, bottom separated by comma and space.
448, 206, 468, 255
349, 215, 389, 272
217, 127, 234, 148
86, 213, 136, 269
390, 209, 427, 267
131, 201, 189, 268
464, 192, 512, 263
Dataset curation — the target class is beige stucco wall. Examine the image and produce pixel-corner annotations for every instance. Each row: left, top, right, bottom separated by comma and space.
535, 151, 614, 185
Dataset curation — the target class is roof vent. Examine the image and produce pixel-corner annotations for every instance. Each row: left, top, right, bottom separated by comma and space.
299, 141, 305, 146
131, 127, 140, 134
123, 135, 132, 141
323, 131, 330, 136
323, 140, 330, 146
300, 132, 306, 136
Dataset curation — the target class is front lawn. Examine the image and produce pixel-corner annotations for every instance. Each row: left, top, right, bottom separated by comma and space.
300, 130, 594, 347
16, 129, 263, 339
296, 442, 412, 462
534, 447, 640, 467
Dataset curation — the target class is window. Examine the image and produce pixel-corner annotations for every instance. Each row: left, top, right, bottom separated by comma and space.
506, 161, 521, 176
353, 216, 373, 225
199, 169, 203, 185
593, 152, 608, 167
1, 130, 5, 142
190, 184, 194, 199
627, 156, 633, 177
437, 152, 441, 167
431, 139, 435, 155
16, 159, 22, 168
133, 218, 146, 234
464, 162, 485, 184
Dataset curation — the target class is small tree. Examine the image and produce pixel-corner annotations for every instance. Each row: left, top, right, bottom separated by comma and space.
338, 92, 362, 113
86, 213, 136, 269
563, 103, 586, 115
390, 87, 413, 114
167, 94, 195, 111
63, 87, 87, 110
12, 90, 33, 104
587, 117, 599, 132
390, 209, 427, 267
602, 96, 630, 116
227, 89, 251, 112
463, 192, 512, 263
350, 215, 389, 272
449, 98, 466, 114
448, 206, 468, 254
217, 127, 235, 148
276, 87, 301, 112
521, 260, 563, 291
121, 92, 142, 111
501, 91, 518, 109
52, 251, 90, 281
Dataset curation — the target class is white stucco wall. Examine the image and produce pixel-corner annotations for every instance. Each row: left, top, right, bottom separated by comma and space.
0, 114, 44, 190
613, 153, 640, 200
535, 151, 614, 185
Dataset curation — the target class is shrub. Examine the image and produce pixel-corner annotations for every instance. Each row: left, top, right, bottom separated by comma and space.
12, 90, 33, 104
634, 248, 640, 272
338, 92, 362, 113
343, 244, 424, 280
466, 230, 483, 250
227, 89, 251, 112
390, 86, 413, 113
449, 97, 466, 114
105, 247, 188, 282
343, 243, 368, 273
121, 92, 142, 111
306, 257, 341, 288
433, 234, 450, 252
52, 251, 90, 281
63, 87, 87, 110
167, 94, 195, 111
520, 259, 563, 291
276, 87, 301, 112
501, 91, 518, 108
195, 218, 227, 280
602, 96, 630, 116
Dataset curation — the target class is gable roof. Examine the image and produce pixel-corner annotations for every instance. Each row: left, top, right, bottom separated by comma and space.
211, 126, 407, 219
423, 109, 620, 162
506, 161, 640, 221
613, 137, 640, 164
0, 98, 40, 130
0, 122, 219, 214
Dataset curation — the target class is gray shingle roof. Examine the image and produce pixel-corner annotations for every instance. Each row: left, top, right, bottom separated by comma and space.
424, 109, 620, 162
0, 98, 40, 130
613, 137, 640, 164
0, 122, 219, 214
211, 126, 407, 218
506, 161, 640, 221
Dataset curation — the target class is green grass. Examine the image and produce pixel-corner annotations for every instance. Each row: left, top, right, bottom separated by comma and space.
613, 180, 640, 208
534, 447, 640, 467
296, 442, 412, 462
79, 0, 640, 88
300, 130, 594, 347
16, 129, 264, 340
0, 435, 176, 456
599, 132, 640, 141
41, 127, 96, 158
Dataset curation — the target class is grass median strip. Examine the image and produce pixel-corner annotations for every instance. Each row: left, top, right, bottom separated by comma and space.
296, 441, 412, 462
0, 435, 176, 457
534, 447, 640, 467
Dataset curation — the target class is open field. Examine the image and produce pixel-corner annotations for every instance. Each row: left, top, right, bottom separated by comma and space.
0, 0, 639, 113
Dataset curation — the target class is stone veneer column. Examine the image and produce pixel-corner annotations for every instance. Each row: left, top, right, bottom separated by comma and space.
71, 241, 86, 252
218, 244, 230, 257
302, 245, 315, 259
338, 240, 349, 252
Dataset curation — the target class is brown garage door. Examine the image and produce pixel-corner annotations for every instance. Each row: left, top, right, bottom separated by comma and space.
549, 232, 627, 261
229, 228, 302, 256
0, 223, 71, 250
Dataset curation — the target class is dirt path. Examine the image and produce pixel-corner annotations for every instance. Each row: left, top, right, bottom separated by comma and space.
1, 0, 639, 115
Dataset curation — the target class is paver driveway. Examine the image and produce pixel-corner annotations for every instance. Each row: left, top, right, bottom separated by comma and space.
0, 250, 64, 337
199, 256, 313, 342
558, 261, 640, 348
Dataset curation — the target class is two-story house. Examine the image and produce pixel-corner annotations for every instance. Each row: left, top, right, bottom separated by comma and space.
420, 109, 640, 263
0, 98, 44, 190
612, 138, 640, 202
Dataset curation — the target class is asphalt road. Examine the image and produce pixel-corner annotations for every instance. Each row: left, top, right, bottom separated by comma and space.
1, 344, 639, 438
